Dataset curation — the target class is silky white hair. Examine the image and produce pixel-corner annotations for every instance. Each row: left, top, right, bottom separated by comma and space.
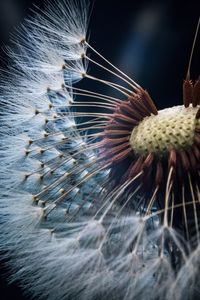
0, 1, 199, 300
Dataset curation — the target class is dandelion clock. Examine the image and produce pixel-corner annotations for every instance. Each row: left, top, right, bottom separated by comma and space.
0, 1, 200, 299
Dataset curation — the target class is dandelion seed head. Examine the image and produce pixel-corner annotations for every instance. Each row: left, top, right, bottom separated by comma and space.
0, 1, 200, 300
130, 105, 200, 155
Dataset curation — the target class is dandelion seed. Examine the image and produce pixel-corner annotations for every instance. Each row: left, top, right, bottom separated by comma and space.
0, 1, 200, 300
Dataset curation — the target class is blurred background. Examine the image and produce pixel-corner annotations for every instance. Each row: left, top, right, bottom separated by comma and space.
0, 0, 199, 298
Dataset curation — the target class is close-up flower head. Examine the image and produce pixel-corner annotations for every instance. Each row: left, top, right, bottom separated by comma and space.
0, 0, 200, 299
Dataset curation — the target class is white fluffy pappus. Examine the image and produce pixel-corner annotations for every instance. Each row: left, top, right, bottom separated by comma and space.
0, 1, 200, 300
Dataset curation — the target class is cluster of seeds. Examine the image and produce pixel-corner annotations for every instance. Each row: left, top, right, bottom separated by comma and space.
130, 105, 200, 155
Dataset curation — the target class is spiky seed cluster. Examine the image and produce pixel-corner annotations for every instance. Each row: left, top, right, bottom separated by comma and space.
0, 1, 200, 300
130, 105, 200, 154
99, 85, 200, 209
99, 89, 157, 164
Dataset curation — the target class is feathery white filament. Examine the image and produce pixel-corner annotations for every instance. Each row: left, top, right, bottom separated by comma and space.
0, 1, 200, 300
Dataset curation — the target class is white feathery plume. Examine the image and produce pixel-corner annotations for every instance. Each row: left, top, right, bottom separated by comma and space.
28, 0, 89, 46
0, 1, 200, 300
